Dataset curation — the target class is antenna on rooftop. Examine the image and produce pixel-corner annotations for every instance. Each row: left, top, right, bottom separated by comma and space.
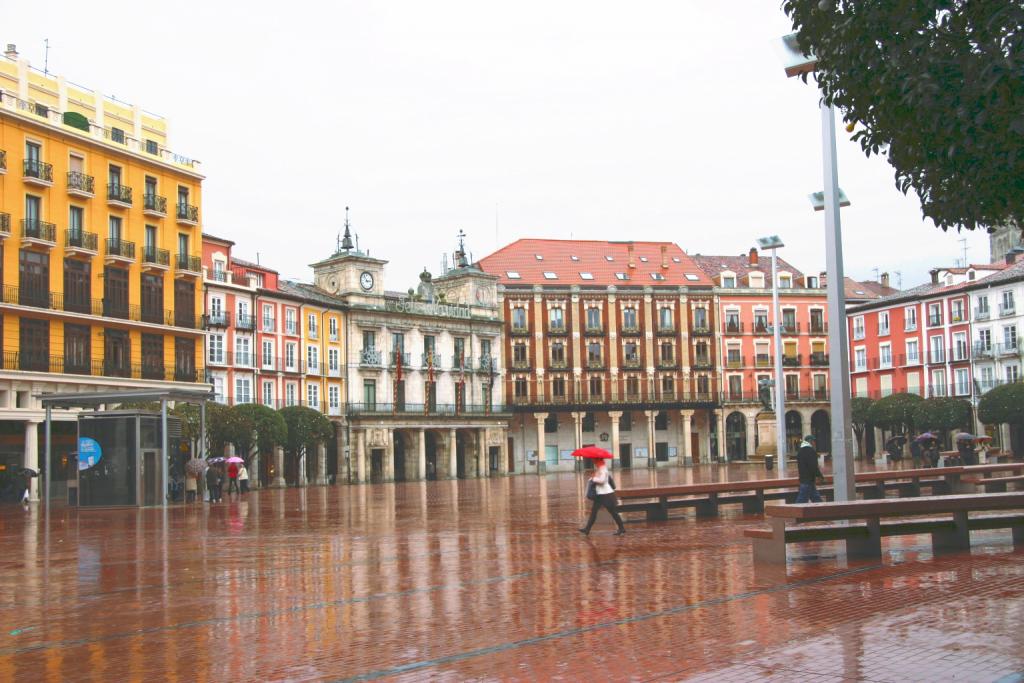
872, 267, 880, 282
959, 237, 968, 268
895, 271, 902, 290
43, 38, 49, 76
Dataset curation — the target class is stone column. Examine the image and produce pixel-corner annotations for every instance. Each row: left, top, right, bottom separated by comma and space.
384, 429, 395, 482
608, 411, 622, 468
298, 446, 308, 486
679, 410, 693, 466
478, 428, 488, 477
448, 428, 458, 480
644, 410, 657, 468
872, 426, 884, 459
23, 421, 39, 501
355, 430, 367, 484
500, 427, 510, 475
272, 446, 286, 488
534, 413, 547, 474
746, 413, 757, 462
418, 429, 427, 481
251, 451, 261, 489
316, 443, 328, 485
571, 411, 583, 471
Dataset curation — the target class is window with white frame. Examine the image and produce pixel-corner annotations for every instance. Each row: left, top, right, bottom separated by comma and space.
329, 317, 338, 340
307, 383, 319, 408
748, 272, 765, 288
285, 342, 297, 369
929, 335, 945, 364
952, 332, 968, 361
853, 316, 865, 340
931, 369, 947, 396
210, 296, 224, 320
878, 311, 890, 336
308, 313, 318, 338
978, 328, 992, 352
329, 385, 340, 410
954, 368, 970, 395
262, 381, 274, 407
904, 306, 917, 330
778, 274, 792, 288
262, 304, 275, 331
855, 347, 867, 371
307, 345, 319, 371
285, 308, 297, 334
208, 334, 224, 364
235, 337, 251, 366
212, 376, 225, 403
235, 377, 252, 404
977, 295, 989, 316
879, 343, 892, 368
721, 273, 736, 288
951, 299, 964, 322
237, 299, 250, 323
285, 383, 297, 406
1007, 365, 1020, 383
980, 366, 995, 390
905, 339, 919, 364
1001, 290, 1015, 315
262, 339, 274, 368
928, 303, 942, 326
1004, 325, 1018, 350
328, 348, 339, 371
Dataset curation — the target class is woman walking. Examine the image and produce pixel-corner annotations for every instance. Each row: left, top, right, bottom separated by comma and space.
238, 462, 250, 494
579, 457, 626, 536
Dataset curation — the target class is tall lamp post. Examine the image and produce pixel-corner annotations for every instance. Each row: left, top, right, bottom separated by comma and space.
757, 235, 788, 471
778, 32, 855, 501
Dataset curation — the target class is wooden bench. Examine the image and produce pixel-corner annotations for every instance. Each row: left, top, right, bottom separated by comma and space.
744, 493, 1024, 564
617, 466, 963, 521
962, 475, 1024, 493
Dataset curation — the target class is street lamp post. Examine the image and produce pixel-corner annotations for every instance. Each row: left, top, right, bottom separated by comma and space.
758, 235, 788, 471
778, 31, 856, 501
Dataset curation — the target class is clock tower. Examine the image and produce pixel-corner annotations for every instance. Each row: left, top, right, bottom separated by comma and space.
311, 208, 387, 297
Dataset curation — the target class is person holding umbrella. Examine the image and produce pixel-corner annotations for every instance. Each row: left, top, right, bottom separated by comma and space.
226, 458, 241, 497
573, 447, 626, 537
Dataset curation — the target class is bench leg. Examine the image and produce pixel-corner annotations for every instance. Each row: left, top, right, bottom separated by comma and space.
646, 499, 669, 522
695, 493, 719, 518
986, 482, 1008, 493
864, 483, 886, 500
846, 518, 882, 560
945, 475, 967, 495
932, 510, 971, 554
751, 518, 787, 564
903, 479, 922, 497
1013, 523, 1024, 547
742, 491, 765, 514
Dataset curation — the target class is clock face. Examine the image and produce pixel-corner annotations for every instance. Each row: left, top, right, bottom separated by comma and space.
328, 277, 339, 293
360, 271, 374, 291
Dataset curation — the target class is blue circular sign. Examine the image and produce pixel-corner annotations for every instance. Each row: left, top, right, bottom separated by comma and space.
78, 437, 102, 471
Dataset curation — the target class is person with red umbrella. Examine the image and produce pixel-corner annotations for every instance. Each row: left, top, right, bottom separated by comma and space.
573, 447, 625, 536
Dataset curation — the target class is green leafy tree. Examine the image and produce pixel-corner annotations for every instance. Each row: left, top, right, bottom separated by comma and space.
978, 383, 1024, 455
912, 397, 972, 446
279, 405, 333, 460
867, 392, 924, 435
204, 402, 243, 457
783, 1, 1024, 233
850, 396, 874, 458
232, 404, 287, 456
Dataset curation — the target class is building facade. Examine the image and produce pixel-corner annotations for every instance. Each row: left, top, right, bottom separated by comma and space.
692, 248, 831, 459
0, 46, 205, 500
478, 239, 719, 472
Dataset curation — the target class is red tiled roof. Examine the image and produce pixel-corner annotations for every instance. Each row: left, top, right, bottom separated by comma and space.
844, 278, 899, 301
690, 253, 805, 281
477, 239, 713, 287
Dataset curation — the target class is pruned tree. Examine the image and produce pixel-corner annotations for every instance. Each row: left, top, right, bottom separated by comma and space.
978, 383, 1024, 455
867, 392, 924, 437
850, 396, 874, 458
912, 397, 972, 447
279, 405, 333, 473
783, 1, 1024, 233
232, 404, 287, 457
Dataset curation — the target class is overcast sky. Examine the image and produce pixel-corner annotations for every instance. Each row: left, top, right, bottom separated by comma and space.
7, 1, 991, 291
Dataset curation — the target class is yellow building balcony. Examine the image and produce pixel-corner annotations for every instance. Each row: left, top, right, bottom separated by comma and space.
23, 159, 53, 187
104, 238, 136, 264
21, 219, 57, 249
142, 246, 170, 272
143, 193, 168, 217
64, 229, 99, 258
66, 171, 95, 198
176, 203, 199, 226
106, 183, 133, 208
175, 253, 202, 278
0, 213, 10, 237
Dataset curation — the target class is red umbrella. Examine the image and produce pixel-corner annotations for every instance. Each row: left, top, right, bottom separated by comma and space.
571, 446, 613, 460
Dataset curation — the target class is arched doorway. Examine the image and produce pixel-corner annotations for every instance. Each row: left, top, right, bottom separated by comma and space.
785, 410, 803, 455
393, 433, 406, 482
725, 412, 747, 460
811, 410, 830, 454
424, 431, 439, 480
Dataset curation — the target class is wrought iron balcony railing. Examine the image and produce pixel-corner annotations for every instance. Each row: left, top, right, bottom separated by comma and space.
23, 159, 53, 182
143, 193, 167, 214
105, 238, 136, 259
142, 246, 170, 267
67, 171, 94, 194
65, 229, 98, 251
177, 203, 199, 223
107, 183, 133, 204
21, 219, 56, 242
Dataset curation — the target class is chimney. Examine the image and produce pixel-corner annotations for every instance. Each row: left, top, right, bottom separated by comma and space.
819, 271, 827, 288
627, 243, 636, 269
930, 269, 939, 285
1006, 248, 1022, 265
4, 44, 17, 59
660, 244, 669, 269
748, 247, 758, 266
880, 272, 890, 289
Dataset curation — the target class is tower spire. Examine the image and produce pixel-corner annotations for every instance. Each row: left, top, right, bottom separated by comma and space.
338, 206, 354, 254
455, 229, 468, 268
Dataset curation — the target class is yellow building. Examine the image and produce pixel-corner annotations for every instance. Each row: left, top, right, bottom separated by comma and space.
0, 44, 206, 499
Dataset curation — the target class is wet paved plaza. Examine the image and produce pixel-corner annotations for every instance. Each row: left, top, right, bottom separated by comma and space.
1, 464, 1023, 682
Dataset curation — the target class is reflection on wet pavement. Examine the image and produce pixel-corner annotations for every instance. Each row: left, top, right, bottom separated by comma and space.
0, 464, 1021, 682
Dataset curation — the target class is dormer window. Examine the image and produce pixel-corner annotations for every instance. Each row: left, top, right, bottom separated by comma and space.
506, 271, 521, 279
615, 272, 629, 281
722, 275, 736, 288
579, 272, 594, 280
639, 256, 648, 262
650, 272, 665, 281
778, 274, 792, 289
672, 257, 681, 263
806, 275, 818, 288
605, 256, 614, 261
748, 272, 765, 288
535, 254, 544, 261
543, 272, 558, 280
684, 273, 699, 281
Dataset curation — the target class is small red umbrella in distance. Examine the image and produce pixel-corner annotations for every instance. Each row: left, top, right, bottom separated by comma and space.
571, 446, 613, 460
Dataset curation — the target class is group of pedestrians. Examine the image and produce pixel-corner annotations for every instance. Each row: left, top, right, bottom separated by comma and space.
184, 459, 250, 503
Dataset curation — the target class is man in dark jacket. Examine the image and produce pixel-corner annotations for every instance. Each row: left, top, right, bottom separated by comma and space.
795, 435, 824, 503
